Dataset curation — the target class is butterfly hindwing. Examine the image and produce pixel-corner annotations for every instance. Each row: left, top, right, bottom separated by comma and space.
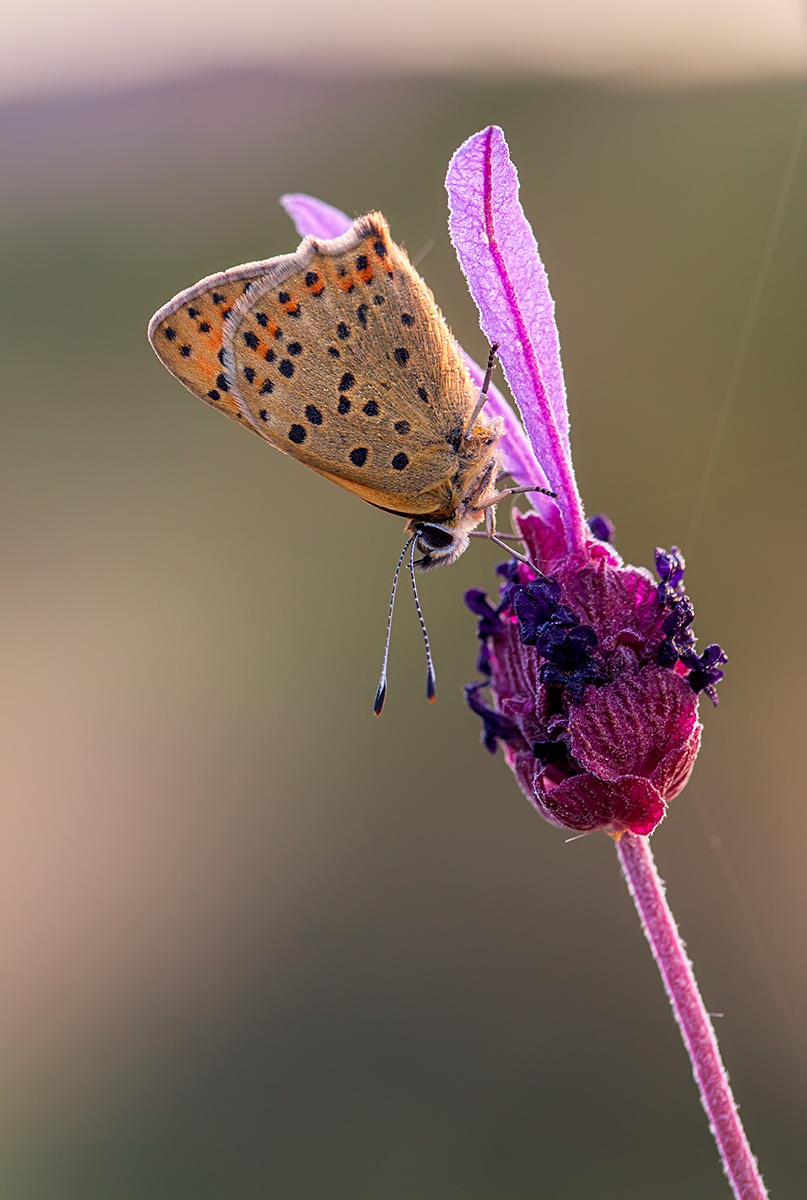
221, 214, 479, 516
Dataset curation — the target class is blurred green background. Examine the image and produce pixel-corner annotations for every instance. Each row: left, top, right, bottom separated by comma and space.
2, 65, 806, 1198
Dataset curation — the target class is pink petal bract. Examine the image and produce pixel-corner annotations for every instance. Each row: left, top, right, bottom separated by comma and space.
446, 127, 588, 555
280, 193, 352, 240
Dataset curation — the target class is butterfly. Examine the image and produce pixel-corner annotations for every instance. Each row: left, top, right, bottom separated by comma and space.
148, 212, 551, 708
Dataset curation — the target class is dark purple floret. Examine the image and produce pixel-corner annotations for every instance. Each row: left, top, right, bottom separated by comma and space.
465, 588, 503, 639
496, 560, 522, 582
464, 683, 525, 754
495, 558, 538, 606
531, 740, 569, 764
465, 588, 505, 674
657, 638, 680, 668
536, 624, 602, 702
588, 513, 615, 543
655, 546, 687, 605
511, 575, 569, 643
661, 596, 696, 650
652, 550, 725, 702
680, 644, 728, 705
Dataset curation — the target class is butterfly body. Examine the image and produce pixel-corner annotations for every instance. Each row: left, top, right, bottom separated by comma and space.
148, 213, 502, 568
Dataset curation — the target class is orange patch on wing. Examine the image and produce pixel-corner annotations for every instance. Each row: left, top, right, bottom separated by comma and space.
198, 358, 219, 383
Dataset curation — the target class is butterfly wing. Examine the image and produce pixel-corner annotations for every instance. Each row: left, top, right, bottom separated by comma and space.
220, 214, 480, 517
148, 258, 289, 430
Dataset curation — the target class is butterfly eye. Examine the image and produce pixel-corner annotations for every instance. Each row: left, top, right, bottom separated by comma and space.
415, 524, 455, 553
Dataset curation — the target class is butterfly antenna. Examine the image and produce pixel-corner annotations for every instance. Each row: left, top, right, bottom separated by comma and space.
464, 341, 500, 439
374, 535, 415, 716
408, 539, 437, 703
411, 236, 437, 269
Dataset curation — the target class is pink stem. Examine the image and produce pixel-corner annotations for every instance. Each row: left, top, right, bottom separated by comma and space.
616, 833, 768, 1200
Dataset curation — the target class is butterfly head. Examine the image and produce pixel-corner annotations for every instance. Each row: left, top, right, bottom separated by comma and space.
408, 430, 503, 570
409, 516, 478, 571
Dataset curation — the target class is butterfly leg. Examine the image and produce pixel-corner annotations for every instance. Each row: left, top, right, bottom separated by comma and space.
482, 535, 536, 567
476, 483, 556, 511
464, 342, 500, 438
468, 530, 523, 540
471, 503, 537, 566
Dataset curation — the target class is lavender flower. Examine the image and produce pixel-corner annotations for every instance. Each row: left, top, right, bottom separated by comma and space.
445, 131, 768, 1200
446, 126, 726, 838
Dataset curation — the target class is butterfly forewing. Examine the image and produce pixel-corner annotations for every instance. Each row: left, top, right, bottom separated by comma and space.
147, 260, 285, 427
221, 214, 480, 516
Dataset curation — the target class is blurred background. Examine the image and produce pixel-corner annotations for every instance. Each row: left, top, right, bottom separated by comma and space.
2, 2, 806, 1197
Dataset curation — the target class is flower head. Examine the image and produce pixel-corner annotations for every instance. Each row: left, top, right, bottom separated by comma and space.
447, 127, 725, 837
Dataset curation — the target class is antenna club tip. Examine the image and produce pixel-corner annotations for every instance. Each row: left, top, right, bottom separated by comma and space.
426, 678, 437, 702
373, 684, 387, 716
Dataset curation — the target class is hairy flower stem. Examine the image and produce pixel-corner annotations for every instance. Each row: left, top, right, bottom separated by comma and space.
617, 834, 768, 1199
